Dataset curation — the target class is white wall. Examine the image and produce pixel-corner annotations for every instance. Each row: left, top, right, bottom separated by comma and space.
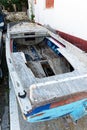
34, 0, 87, 40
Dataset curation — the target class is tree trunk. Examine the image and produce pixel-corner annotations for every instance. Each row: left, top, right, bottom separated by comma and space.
13, 4, 17, 12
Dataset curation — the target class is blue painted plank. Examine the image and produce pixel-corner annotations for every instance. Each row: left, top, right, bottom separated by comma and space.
25, 99, 87, 122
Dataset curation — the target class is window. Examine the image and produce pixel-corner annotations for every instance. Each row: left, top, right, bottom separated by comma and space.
46, 0, 54, 8
34, 0, 37, 4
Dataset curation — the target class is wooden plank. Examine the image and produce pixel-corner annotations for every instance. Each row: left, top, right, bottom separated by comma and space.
30, 74, 87, 106
11, 34, 49, 39
12, 52, 36, 89
9, 77, 21, 130
47, 37, 87, 70
9, 22, 48, 35
27, 61, 46, 78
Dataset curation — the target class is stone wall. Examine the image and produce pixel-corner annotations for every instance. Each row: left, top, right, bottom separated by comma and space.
5, 12, 29, 22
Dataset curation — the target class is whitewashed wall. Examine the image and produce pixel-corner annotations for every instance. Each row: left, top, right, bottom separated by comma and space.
34, 0, 87, 40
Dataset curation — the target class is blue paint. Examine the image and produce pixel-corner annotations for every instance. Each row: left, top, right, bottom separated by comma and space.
70, 100, 87, 121
25, 54, 33, 61
30, 46, 40, 61
41, 116, 51, 120
25, 99, 87, 122
13, 41, 17, 52
25, 103, 50, 117
45, 38, 62, 56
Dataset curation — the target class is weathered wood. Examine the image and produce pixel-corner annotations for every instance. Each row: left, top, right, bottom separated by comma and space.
9, 22, 48, 35
11, 34, 49, 39
11, 50, 87, 107
11, 34, 87, 107
6, 22, 87, 123
12, 52, 36, 89
10, 83, 87, 130
30, 74, 87, 106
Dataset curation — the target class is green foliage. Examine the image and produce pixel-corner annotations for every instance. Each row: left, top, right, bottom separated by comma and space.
0, 0, 28, 11
31, 14, 35, 21
0, 0, 8, 8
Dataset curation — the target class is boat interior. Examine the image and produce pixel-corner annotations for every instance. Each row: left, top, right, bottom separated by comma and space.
12, 35, 74, 79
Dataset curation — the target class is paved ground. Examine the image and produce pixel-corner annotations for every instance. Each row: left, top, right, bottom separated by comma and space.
18, 109, 87, 130
19, 113, 87, 130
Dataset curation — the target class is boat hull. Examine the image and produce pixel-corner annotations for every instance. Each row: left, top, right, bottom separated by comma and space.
25, 98, 87, 122
6, 22, 87, 123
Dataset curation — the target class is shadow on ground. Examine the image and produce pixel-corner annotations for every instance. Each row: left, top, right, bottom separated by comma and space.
0, 39, 9, 130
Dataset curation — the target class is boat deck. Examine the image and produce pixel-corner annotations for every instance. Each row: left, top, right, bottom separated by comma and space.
11, 35, 87, 107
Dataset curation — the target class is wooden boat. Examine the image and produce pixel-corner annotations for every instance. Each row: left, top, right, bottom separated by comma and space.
6, 22, 87, 123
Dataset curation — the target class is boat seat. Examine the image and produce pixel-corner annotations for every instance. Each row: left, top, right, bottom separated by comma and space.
12, 52, 36, 89
29, 71, 87, 107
